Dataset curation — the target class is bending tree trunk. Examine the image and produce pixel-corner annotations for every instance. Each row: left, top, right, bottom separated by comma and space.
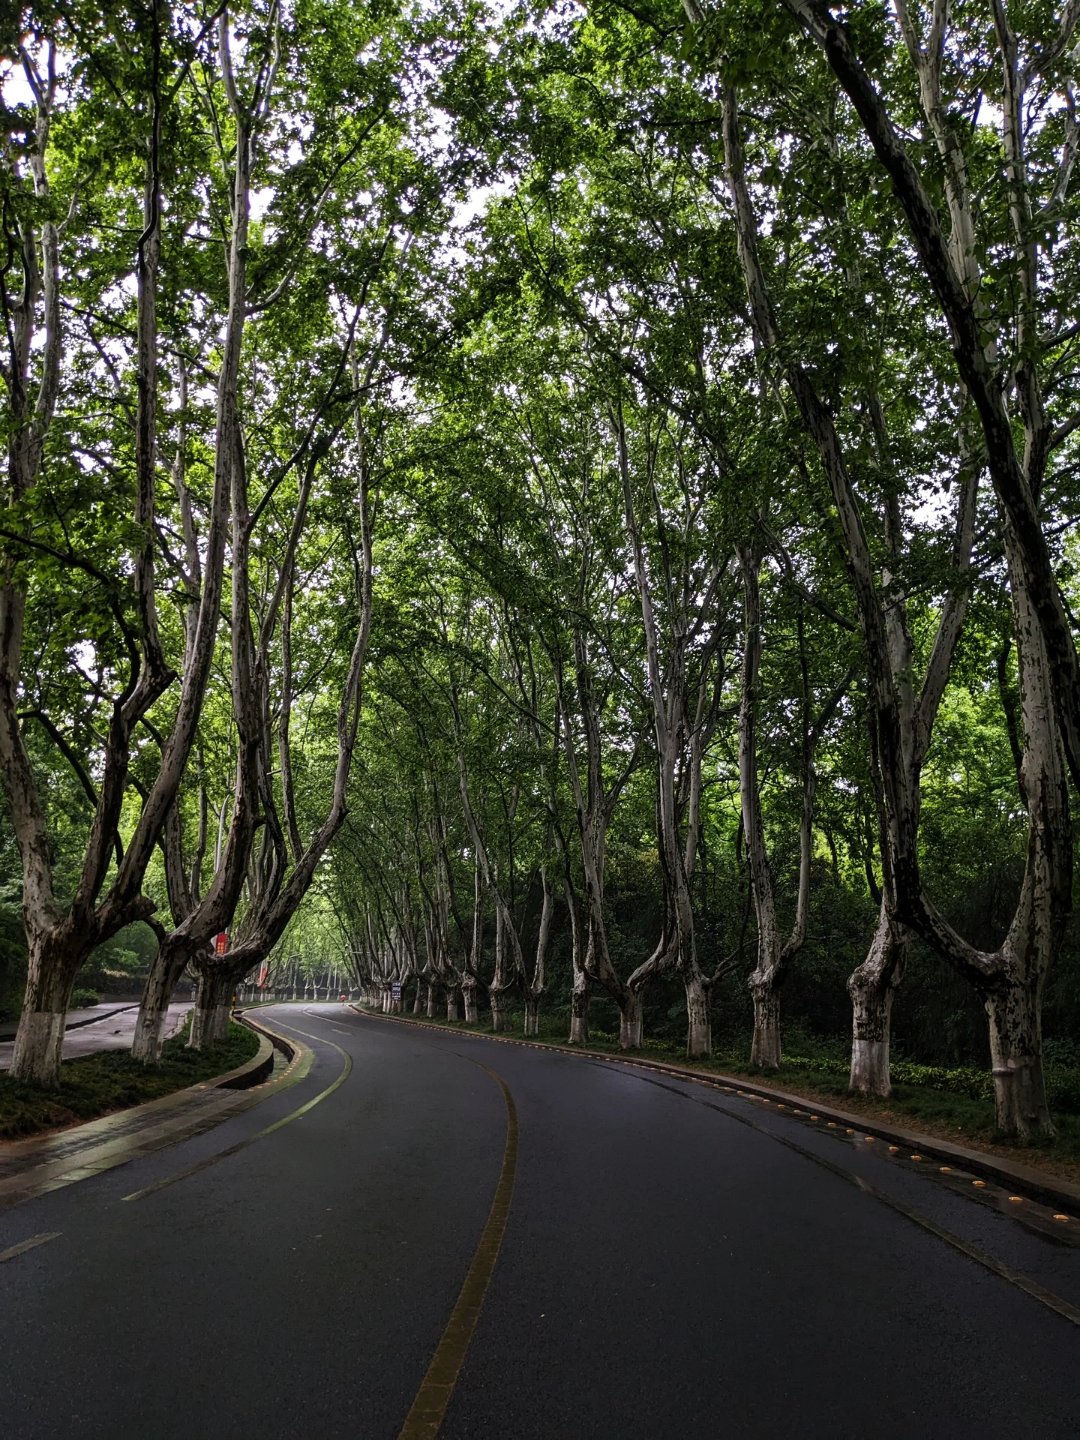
132, 940, 190, 1064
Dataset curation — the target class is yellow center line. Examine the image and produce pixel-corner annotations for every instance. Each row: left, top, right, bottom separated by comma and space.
0, 1231, 61, 1264
121, 1020, 352, 1203
398, 1058, 519, 1440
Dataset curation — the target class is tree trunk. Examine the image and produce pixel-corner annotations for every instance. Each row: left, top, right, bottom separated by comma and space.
462, 976, 479, 1024
132, 942, 188, 1064
523, 993, 539, 1037
490, 988, 509, 1033
188, 969, 231, 1050
749, 977, 782, 1070
984, 980, 1054, 1139
685, 972, 711, 1059
848, 906, 908, 1098
619, 991, 643, 1050
446, 987, 460, 1022
10, 939, 77, 1087
849, 981, 894, 1099
568, 976, 589, 1046
425, 982, 437, 1018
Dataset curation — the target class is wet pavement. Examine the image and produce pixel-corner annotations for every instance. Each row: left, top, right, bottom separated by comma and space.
1, 1003, 1077, 1440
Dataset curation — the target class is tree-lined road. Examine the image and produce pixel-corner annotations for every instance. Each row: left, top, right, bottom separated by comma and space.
1, 1005, 1077, 1438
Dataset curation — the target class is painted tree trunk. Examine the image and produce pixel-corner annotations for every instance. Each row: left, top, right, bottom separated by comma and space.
749, 977, 782, 1070
685, 972, 711, 1059
425, 983, 437, 1018
568, 979, 589, 1046
462, 977, 479, 1025
446, 987, 461, 1022
523, 994, 539, 1038
848, 907, 907, 1098
490, 991, 509, 1033
619, 991, 643, 1050
10, 941, 77, 1086
984, 981, 1054, 1139
412, 983, 422, 1015
188, 969, 231, 1050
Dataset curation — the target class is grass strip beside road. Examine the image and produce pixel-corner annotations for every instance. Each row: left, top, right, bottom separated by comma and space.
0, 1022, 260, 1141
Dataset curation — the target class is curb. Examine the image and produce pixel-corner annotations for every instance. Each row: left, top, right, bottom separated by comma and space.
234, 1008, 307, 1085
213, 1026, 275, 1089
352, 1006, 1080, 1212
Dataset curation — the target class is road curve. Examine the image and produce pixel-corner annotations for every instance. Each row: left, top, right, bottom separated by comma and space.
0, 1002, 1077, 1439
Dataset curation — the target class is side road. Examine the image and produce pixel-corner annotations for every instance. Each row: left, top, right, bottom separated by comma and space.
355, 1007, 1080, 1215
0, 1002, 192, 1070
0, 1001, 139, 1043
0, 1012, 300, 1213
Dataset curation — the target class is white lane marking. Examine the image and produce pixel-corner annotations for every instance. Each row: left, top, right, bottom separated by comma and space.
0, 1231, 62, 1263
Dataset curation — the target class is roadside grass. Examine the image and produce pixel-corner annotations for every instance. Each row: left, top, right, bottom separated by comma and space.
0, 1020, 260, 1141
370, 1005, 1080, 1182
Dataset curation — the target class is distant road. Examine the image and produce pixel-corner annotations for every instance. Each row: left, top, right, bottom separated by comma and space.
0, 1002, 191, 1071
1, 1002, 1077, 1438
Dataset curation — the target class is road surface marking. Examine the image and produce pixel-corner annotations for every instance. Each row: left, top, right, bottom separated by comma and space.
121, 1022, 351, 1202
0, 1231, 61, 1263
398, 1058, 519, 1440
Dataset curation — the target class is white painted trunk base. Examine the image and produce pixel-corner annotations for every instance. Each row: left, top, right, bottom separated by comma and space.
11, 1011, 66, 1086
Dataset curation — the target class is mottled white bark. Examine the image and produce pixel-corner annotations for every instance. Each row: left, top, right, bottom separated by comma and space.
985, 983, 1052, 1137
848, 906, 907, 1097
188, 969, 231, 1050
132, 949, 185, 1064
619, 992, 643, 1051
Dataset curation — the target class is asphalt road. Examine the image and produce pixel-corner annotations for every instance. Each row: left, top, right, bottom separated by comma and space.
1, 1003, 1077, 1439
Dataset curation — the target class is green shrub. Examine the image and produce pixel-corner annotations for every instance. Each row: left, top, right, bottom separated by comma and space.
1047, 1067, 1080, 1114
70, 988, 100, 1008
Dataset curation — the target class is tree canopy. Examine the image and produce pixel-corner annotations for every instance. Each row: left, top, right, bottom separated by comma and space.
3, 0, 1080, 1137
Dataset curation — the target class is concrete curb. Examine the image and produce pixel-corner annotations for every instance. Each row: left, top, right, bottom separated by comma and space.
353, 1006, 1080, 1213
234, 1008, 307, 1084
214, 1026, 275, 1089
